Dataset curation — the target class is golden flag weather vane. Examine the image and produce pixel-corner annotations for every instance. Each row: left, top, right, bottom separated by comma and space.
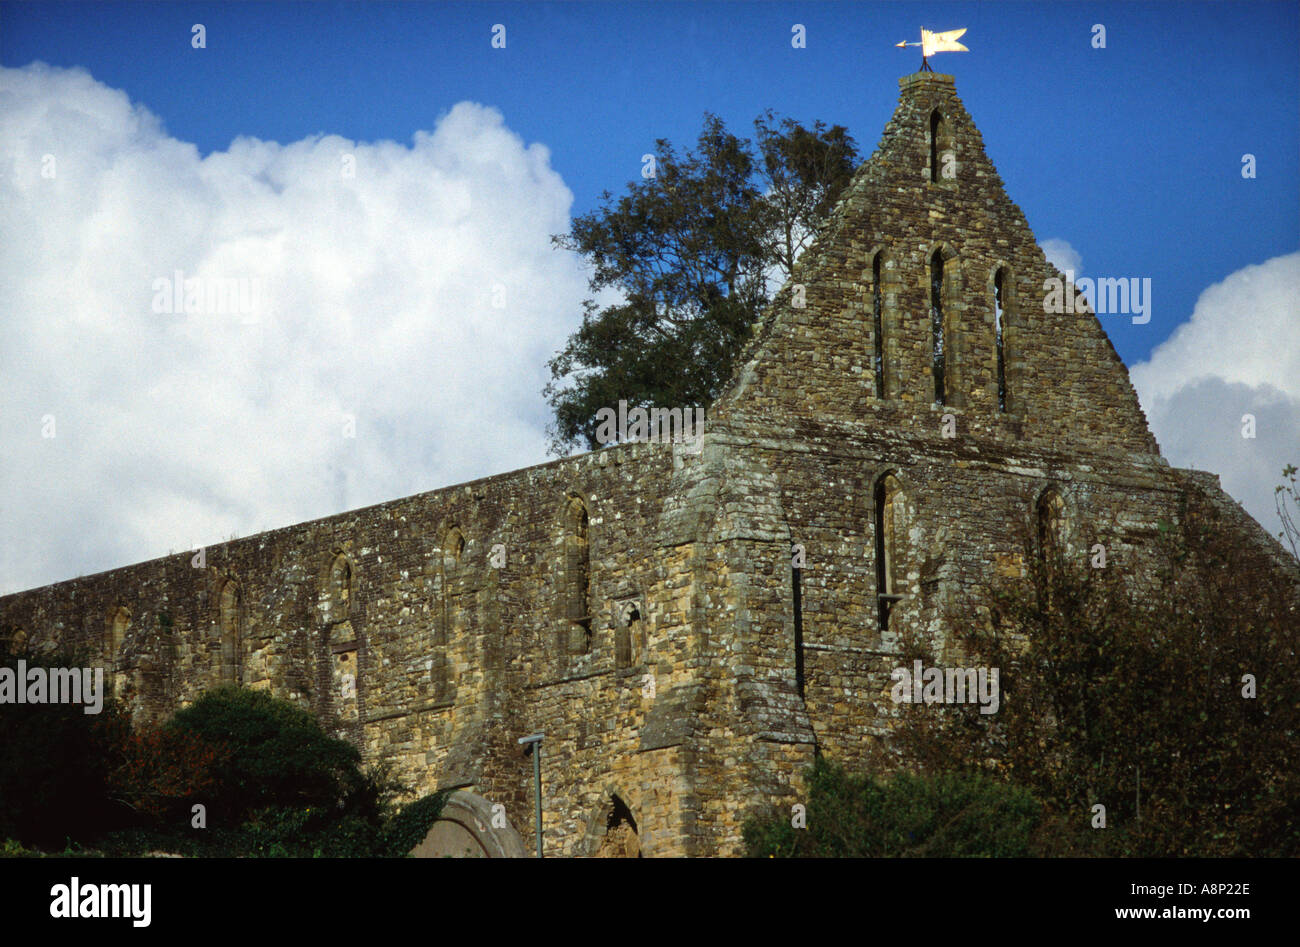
895, 27, 969, 72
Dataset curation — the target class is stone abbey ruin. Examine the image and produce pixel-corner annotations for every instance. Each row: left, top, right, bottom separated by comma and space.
3, 73, 1296, 856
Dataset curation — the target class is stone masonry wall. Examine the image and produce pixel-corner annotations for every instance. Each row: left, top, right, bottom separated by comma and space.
3, 72, 1296, 857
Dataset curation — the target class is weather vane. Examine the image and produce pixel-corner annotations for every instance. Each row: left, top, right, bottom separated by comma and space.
896, 27, 969, 72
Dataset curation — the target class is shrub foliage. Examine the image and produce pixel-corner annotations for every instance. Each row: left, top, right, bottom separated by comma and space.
2, 678, 447, 856
744, 758, 1041, 857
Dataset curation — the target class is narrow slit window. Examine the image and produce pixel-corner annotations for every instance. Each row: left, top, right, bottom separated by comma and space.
107, 607, 130, 701
219, 582, 241, 685
792, 557, 805, 699
994, 269, 1008, 412
615, 602, 639, 670
564, 496, 591, 653
873, 253, 886, 399
929, 110, 953, 183
930, 110, 941, 182
1036, 489, 1068, 562
324, 553, 359, 715
931, 250, 946, 405
434, 529, 464, 701
330, 555, 351, 614
109, 607, 129, 668
875, 475, 905, 634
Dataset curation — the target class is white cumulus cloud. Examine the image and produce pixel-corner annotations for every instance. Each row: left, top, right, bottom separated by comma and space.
1130, 251, 1300, 538
1039, 238, 1082, 276
0, 63, 592, 594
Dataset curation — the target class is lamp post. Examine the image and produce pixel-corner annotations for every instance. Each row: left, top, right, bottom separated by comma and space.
518, 733, 544, 858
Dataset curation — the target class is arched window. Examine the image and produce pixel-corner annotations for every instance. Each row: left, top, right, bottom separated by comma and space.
219, 581, 242, 686
596, 794, 641, 858
875, 474, 906, 634
323, 552, 359, 720
329, 554, 351, 615
993, 267, 1010, 413
792, 552, 805, 699
106, 606, 130, 701
872, 252, 887, 399
108, 606, 130, 667
931, 249, 947, 404
1036, 487, 1068, 560
615, 601, 640, 670
929, 109, 953, 184
563, 495, 591, 654
443, 528, 465, 572
433, 528, 464, 701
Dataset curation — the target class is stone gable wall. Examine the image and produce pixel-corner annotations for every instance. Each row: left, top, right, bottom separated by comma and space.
716, 73, 1160, 464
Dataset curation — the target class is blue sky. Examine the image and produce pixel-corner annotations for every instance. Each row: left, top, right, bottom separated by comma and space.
1, 1, 1297, 592
4, 1, 1296, 365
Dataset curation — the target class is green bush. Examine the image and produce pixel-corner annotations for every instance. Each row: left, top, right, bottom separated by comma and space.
743, 757, 1042, 857
239, 806, 376, 857
1, 838, 39, 858
3, 678, 449, 857
165, 686, 380, 825
235, 792, 448, 857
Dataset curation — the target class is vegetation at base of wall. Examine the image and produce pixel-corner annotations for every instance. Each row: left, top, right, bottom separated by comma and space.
749, 487, 1299, 859
0, 645, 134, 849
164, 686, 388, 825
112, 722, 230, 824
0, 678, 448, 857
90, 791, 448, 858
377, 791, 451, 855
881, 487, 1300, 857
743, 757, 1042, 857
